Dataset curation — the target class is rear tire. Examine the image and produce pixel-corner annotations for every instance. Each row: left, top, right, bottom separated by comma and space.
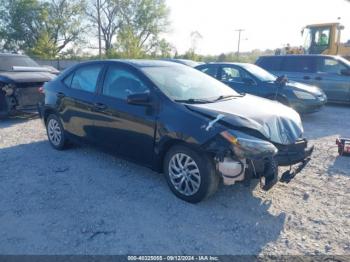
0, 94, 10, 119
46, 114, 68, 150
163, 145, 219, 203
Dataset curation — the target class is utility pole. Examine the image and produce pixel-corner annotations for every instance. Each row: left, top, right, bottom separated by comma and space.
97, 0, 102, 58
235, 29, 245, 59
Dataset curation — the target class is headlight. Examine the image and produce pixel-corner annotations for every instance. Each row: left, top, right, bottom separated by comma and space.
293, 91, 316, 100
221, 131, 278, 160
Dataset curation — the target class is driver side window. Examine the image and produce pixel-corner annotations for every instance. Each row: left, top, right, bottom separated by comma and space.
221, 67, 243, 83
102, 66, 149, 99
317, 58, 347, 75
220, 66, 254, 84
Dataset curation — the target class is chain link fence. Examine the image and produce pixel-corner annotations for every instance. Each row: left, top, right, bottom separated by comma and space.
32, 58, 92, 70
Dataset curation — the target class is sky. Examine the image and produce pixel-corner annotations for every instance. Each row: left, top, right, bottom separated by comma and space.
165, 0, 350, 55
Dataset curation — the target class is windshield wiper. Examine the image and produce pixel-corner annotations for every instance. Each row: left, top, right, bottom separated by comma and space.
212, 94, 243, 102
174, 98, 214, 104
175, 94, 243, 104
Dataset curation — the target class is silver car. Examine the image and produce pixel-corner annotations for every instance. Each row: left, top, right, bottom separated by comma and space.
256, 55, 350, 103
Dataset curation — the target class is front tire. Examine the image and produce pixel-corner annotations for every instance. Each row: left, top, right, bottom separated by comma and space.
46, 114, 67, 150
163, 145, 219, 203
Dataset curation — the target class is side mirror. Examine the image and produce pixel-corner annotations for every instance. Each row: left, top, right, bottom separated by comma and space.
341, 69, 350, 76
242, 78, 255, 85
275, 75, 288, 86
127, 92, 151, 106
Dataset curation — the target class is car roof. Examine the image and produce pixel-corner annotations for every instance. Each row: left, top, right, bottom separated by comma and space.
78, 59, 184, 69
161, 58, 203, 66
0, 53, 27, 57
258, 54, 341, 59
197, 62, 251, 67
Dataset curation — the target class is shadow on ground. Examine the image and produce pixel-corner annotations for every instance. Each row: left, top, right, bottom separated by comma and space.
0, 141, 285, 255
327, 155, 350, 177
0, 113, 39, 129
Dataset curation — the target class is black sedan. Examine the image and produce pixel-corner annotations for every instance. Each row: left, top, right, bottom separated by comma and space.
196, 63, 327, 114
39, 60, 313, 203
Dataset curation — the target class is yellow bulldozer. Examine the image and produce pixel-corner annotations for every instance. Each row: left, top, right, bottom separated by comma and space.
277, 23, 350, 60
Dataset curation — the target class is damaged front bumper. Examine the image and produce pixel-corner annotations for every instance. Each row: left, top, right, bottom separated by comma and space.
274, 139, 314, 166
215, 139, 313, 190
217, 156, 279, 191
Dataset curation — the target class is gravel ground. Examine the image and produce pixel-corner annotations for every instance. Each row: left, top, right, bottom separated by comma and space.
0, 105, 349, 255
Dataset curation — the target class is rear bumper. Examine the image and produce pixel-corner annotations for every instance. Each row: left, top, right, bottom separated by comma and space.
275, 139, 314, 166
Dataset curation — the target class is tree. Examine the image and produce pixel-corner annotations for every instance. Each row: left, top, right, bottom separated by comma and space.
30, 31, 57, 58
0, 0, 86, 57
189, 31, 202, 54
217, 53, 227, 62
182, 31, 202, 61
87, 0, 123, 55
116, 0, 170, 58
42, 0, 87, 57
0, 0, 47, 51
151, 38, 174, 57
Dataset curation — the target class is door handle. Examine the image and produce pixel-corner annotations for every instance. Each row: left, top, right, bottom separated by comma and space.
315, 76, 323, 81
303, 76, 311, 80
94, 102, 107, 111
56, 92, 65, 98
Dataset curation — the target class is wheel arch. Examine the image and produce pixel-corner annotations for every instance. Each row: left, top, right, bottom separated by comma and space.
156, 138, 187, 172
156, 137, 216, 173
266, 93, 290, 106
43, 107, 59, 124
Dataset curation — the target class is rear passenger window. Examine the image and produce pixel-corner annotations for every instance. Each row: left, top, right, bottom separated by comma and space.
281, 57, 316, 73
256, 57, 283, 71
70, 64, 103, 92
221, 67, 243, 83
198, 66, 218, 78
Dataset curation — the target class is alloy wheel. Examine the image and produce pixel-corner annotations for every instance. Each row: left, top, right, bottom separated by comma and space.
48, 118, 62, 146
168, 153, 201, 196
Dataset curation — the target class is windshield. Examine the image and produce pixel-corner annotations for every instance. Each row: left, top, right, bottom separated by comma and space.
304, 26, 331, 54
242, 64, 277, 82
142, 65, 239, 102
337, 56, 350, 67
302, 28, 312, 52
0, 56, 40, 71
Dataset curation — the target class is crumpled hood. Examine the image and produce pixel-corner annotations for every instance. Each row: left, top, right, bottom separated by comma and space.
0, 71, 55, 83
187, 94, 304, 145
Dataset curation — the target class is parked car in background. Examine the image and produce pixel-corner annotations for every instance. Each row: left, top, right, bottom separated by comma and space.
39, 60, 313, 203
161, 58, 204, 67
0, 53, 56, 118
196, 62, 327, 114
256, 55, 350, 104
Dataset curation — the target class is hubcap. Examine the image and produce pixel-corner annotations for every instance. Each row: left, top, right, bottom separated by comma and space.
48, 118, 62, 146
169, 153, 201, 196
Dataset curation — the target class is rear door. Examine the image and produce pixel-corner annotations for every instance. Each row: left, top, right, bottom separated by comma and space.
256, 56, 284, 76
314, 57, 350, 102
60, 63, 104, 141
279, 56, 318, 86
93, 63, 157, 165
